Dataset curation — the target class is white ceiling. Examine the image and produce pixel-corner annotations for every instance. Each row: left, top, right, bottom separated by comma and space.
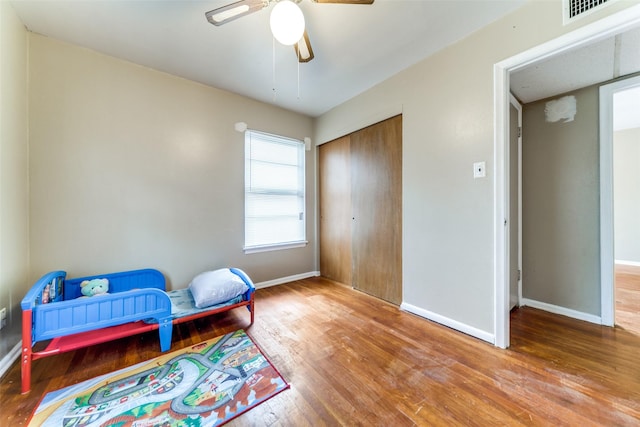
510, 26, 640, 129
511, 27, 640, 103
11, 0, 640, 122
10, 0, 526, 117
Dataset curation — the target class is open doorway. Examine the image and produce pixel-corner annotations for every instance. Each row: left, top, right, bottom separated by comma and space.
612, 86, 640, 335
599, 75, 640, 335
493, 5, 640, 349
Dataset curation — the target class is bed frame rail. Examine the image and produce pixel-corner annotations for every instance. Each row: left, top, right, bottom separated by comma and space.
32, 289, 172, 342
20, 268, 255, 394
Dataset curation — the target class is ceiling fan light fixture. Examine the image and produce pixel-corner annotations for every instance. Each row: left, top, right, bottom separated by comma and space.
270, 0, 305, 46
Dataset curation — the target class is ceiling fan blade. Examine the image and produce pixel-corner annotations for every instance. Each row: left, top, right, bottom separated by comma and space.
294, 30, 315, 63
312, 0, 374, 4
205, 0, 268, 26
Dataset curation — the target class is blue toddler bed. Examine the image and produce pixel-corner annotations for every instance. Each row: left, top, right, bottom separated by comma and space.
20, 268, 255, 394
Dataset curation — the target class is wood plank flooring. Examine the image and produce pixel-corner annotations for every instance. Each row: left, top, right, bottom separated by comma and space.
616, 264, 640, 335
1, 275, 639, 426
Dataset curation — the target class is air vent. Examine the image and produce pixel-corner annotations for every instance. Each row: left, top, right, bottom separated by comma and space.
563, 0, 617, 24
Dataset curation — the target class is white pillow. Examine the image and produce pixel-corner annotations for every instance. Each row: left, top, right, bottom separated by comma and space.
188, 268, 249, 309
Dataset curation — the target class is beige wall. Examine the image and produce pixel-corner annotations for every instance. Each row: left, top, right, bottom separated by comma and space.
28, 35, 315, 288
522, 86, 600, 314
314, 0, 639, 335
614, 127, 640, 263
3, 0, 638, 366
0, 1, 30, 359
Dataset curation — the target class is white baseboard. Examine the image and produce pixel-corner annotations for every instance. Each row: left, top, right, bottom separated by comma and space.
520, 298, 602, 324
0, 342, 21, 380
615, 259, 640, 267
400, 302, 495, 344
254, 271, 320, 289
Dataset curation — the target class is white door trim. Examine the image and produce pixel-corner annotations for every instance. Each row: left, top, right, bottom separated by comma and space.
509, 94, 523, 308
493, 3, 640, 349
599, 74, 640, 326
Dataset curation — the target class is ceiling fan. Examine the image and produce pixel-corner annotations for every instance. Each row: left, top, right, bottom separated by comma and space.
205, 0, 374, 63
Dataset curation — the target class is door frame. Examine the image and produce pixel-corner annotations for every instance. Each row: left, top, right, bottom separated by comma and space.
509, 94, 523, 310
493, 4, 640, 349
599, 74, 640, 326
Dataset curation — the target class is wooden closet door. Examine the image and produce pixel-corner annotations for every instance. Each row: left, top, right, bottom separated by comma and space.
319, 135, 352, 285
351, 115, 402, 304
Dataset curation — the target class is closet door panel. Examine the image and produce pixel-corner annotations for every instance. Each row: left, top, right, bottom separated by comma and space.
319, 135, 352, 285
350, 115, 402, 304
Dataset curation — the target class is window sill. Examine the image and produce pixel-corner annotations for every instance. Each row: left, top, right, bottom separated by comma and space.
243, 241, 308, 254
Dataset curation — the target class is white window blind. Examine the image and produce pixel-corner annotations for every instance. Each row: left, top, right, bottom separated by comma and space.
244, 130, 306, 253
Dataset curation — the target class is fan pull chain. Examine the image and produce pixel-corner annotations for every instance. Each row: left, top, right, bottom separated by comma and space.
297, 40, 300, 100
272, 37, 277, 102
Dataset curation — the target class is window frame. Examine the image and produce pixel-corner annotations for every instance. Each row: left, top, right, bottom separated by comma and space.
243, 129, 307, 254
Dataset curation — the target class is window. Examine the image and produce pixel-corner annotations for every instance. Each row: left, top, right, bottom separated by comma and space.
244, 130, 306, 253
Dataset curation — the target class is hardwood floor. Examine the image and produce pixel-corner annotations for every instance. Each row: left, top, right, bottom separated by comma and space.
1, 276, 639, 426
616, 263, 640, 335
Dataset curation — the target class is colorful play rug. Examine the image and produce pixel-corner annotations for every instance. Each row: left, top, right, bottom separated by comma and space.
29, 329, 289, 426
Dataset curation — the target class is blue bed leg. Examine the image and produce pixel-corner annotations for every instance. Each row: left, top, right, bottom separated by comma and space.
158, 318, 172, 352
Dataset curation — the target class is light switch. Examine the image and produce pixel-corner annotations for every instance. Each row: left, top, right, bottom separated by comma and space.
473, 161, 486, 179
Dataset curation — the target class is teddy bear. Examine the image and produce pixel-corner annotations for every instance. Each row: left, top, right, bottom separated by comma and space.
80, 278, 109, 297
